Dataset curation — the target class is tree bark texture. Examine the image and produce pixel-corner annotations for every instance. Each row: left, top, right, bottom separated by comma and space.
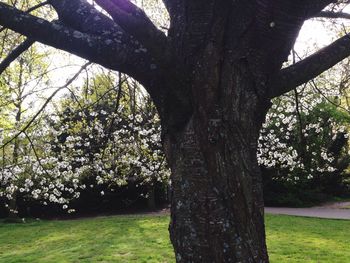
164, 62, 270, 262
161, 2, 290, 261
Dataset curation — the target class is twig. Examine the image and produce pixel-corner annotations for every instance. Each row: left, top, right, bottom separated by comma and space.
1, 62, 91, 149
0, 39, 35, 75
26, 1, 49, 13
23, 131, 51, 177
0, 1, 50, 73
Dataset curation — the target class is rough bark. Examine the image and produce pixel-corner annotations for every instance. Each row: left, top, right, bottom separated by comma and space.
165, 117, 269, 262
159, 1, 327, 261
163, 52, 271, 262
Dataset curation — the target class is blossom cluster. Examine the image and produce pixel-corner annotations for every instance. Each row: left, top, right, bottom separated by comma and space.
1, 73, 169, 214
257, 86, 349, 184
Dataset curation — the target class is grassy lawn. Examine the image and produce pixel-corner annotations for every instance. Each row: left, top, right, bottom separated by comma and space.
0, 214, 349, 263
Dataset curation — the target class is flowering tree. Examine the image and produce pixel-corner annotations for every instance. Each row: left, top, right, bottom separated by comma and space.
0, 28, 52, 220
1, 67, 169, 217
50, 71, 169, 209
258, 86, 350, 205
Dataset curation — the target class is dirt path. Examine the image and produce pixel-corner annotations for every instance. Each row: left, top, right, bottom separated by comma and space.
265, 202, 350, 220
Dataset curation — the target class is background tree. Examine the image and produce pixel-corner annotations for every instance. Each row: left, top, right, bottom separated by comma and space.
50, 70, 169, 212
0, 24, 51, 221
0, 64, 169, 218
1, 0, 350, 262
0, 64, 85, 220
259, 89, 350, 206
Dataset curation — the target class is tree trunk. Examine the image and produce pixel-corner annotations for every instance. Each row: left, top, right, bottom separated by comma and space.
8, 135, 20, 221
6, 192, 20, 223
7, 97, 22, 222
147, 186, 156, 210
163, 56, 271, 262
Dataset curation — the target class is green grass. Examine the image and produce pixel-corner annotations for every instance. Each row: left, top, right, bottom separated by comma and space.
267, 215, 350, 263
0, 214, 349, 262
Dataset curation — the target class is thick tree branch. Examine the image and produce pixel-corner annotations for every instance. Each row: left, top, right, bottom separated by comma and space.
304, 0, 338, 15
161, 0, 183, 20
94, 0, 168, 58
161, 0, 171, 13
269, 34, 350, 98
48, 0, 125, 37
0, 38, 34, 75
48, 0, 171, 107
0, 2, 154, 84
49, 0, 167, 63
315, 11, 350, 19
26, 1, 49, 13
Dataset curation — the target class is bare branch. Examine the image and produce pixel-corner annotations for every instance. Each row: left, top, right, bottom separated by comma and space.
315, 11, 350, 19
48, 0, 173, 109
269, 34, 350, 98
0, 2, 154, 83
161, 0, 171, 13
310, 79, 350, 113
48, 0, 125, 37
305, 0, 339, 15
0, 1, 49, 32
94, 0, 167, 57
23, 131, 51, 178
50, 0, 168, 61
26, 1, 49, 13
0, 38, 34, 75
0, 1, 50, 74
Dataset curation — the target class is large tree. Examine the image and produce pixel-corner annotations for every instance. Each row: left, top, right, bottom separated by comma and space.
1, 0, 350, 261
